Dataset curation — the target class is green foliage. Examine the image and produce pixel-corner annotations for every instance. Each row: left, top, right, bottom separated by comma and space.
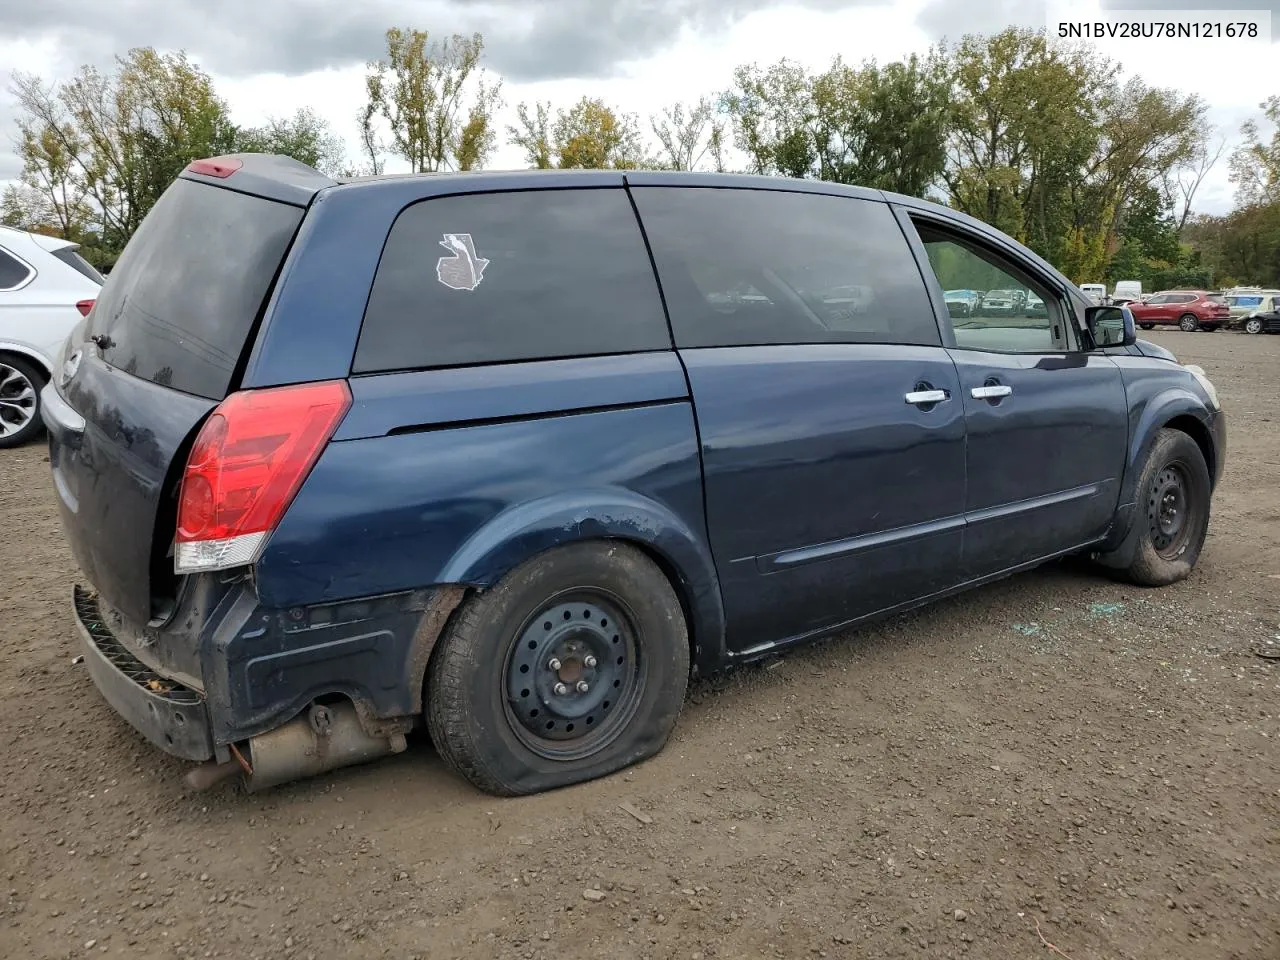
11, 48, 239, 252
944, 28, 1206, 284
719, 53, 950, 194
362, 28, 502, 173
234, 108, 346, 176
650, 97, 726, 172
508, 97, 650, 170
1230, 95, 1280, 206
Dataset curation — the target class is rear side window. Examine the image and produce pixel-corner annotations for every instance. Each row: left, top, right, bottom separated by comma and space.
631, 188, 940, 349
354, 189, 669, 374
90, 180, 302, 399
0, 248, 33, 289
52, 247, 104, 284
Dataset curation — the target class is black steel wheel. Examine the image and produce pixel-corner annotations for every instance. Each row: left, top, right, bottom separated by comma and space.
1146, 463, 1193, 561
503, 592, 643, 761
1113, 428, 1212, 586
426, 541, 690, 796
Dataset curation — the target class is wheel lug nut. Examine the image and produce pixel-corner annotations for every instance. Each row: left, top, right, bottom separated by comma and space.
553, 682, 568, 696
584, 655, 597, 668
548, 658, 562, 671
576, 681, 589, 694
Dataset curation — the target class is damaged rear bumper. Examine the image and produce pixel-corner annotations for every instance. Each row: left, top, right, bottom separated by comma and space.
73, 585, 215, 761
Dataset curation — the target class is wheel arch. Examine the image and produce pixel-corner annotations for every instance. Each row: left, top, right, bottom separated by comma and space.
1162, 413, 1216, 488
0, 344, 52, 381
434, 488, 727, 678
1124, 389, 1216, 496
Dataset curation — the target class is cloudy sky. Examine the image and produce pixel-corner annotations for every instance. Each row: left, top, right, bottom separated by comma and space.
1, 0, 1276, 214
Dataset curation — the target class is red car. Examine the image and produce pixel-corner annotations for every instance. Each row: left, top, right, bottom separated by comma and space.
1128, 291, 1230, 332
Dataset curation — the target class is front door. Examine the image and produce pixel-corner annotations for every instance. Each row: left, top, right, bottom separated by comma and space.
905, 214, 1129, 579
629, 181, 968, 654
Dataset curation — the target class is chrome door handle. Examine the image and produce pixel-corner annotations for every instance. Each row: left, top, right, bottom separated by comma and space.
904, 389, 949, 406
971, 385, 1012, 399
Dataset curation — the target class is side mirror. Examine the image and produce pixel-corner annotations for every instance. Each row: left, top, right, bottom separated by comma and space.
1086, 304, 1136, 348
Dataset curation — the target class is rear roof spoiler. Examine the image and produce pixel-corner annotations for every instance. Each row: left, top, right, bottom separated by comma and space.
180, 153, 337, 207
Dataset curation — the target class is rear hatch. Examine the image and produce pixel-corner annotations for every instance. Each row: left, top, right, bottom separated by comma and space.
44, 173, 307, 629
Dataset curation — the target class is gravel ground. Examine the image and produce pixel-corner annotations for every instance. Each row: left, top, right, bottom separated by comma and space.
1, 329, 1277, 960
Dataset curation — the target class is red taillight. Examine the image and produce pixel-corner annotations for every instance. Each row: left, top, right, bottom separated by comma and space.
186, 156, 243, 179
174, 380, 351, 574
76, 299, 95, 317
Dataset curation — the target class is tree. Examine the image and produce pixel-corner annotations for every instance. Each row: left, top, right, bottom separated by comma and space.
651, 97, 726, 172
508, 96, 650, 169
1230, 95, 1280, 205
719, 53, 951, 194
943, 28, 1206, 283
10, 48, 238, 254
235, 107, 346, 175
508, 101, 553, 169
719, 59, 813, 177
361, 28, 502, 173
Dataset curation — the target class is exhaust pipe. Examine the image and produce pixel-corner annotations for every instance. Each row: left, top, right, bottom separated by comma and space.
184, 701, 407, 793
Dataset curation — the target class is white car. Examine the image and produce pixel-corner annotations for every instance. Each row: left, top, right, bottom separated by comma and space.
0, 226, 102, 446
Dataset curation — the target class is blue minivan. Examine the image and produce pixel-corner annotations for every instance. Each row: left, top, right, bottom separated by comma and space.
42, 156, 1226, 796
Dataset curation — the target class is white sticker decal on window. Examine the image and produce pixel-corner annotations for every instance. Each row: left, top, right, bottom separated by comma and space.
436, 233, 490, 292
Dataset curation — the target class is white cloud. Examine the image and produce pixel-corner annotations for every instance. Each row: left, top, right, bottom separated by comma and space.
3, 0, 1273, 214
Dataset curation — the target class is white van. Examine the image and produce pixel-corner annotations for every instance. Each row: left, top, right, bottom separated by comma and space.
1080, 283, 1107, 305
1112, 280, 1142, 303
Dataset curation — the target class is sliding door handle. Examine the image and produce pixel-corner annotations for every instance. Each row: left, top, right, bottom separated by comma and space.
904, 389, 949, 406
971, 384, 1012, 400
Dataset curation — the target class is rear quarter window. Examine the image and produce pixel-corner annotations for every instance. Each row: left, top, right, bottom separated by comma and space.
353, 188, 670, 373
52, 247, 104, 284
0, 247, 33, 290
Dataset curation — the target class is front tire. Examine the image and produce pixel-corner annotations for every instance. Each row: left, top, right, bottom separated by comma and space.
1118, 429, 1212, 587
1245, 317, 1263, 334
1178, 314, 1199, 332
0, 355, 44, 448
426, 541, 690, 796
1139, 323, 1155, 330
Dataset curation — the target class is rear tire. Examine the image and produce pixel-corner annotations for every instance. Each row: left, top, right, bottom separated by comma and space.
1116, 429, 1212, 587
425, 541, 690, 796
1139, 323, 1155, 330
0, 355, 45, 449
1178, 314, 1199, 332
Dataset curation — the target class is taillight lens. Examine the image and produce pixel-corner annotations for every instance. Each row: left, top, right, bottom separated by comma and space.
174, 380, 351, 574
76, 299, 95, 317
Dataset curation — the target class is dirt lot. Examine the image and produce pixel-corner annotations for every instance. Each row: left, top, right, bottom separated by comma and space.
1, 329, 1277, 960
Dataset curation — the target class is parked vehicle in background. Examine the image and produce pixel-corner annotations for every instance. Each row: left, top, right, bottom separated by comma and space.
1128, 291, 1230, 332
0, 226, 103, 447
41, 155, 1227, 798
1112, 281, 1142, 304
1080, 283, 1107, 305
1234, 301, 1280, 334
1225, 291, 1280, 331
980, 288, 1022, 316
944, 289, 981, 317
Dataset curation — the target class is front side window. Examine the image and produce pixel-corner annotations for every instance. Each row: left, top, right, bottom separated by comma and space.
632, 188, 940, 349
0, 247, 33, 290
913, 222, 1071, 354
354, 188, 670, 374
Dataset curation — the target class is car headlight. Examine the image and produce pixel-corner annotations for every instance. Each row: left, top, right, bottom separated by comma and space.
1183, 364, 1220, 411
